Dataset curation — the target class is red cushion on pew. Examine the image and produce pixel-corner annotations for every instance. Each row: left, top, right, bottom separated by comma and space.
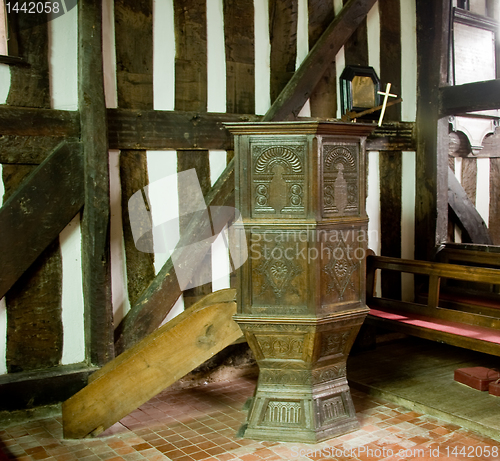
369, 308, 500, 345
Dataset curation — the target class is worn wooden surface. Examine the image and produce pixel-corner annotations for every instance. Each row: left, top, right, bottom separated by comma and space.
114, 160, 235, 353
379, 0, 401, 122
269, 0, 298, 104
0, 107, 80, 137
79, 0, 114, 366
2, 7, 65, 373
460, 157, 477, 205
448, 167, 492, 244
366, 255, 500, 356
440, 79, 500, 117
263, 0, 377, 121
343, 0, 368, 67
224, 0, 255, 114
415, 0, 450, 261
378, 0, 403, 296
490, 158, 500, 245
115, 0, 156, 306
63, 292, 242, 439
6, 10, 49, 108
1, 151, 78, 376
177, 151, 213, 309
107, 109, 260, 150
0, 364, 97, 412
173, 0, 212, 310
0, 135, 78, 164
379, 151, 402, 298
308, 0, 336, 118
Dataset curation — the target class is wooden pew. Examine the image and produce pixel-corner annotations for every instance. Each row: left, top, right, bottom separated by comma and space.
365, 255, 500, 356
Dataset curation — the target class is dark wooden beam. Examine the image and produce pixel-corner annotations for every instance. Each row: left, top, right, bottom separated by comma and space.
440, 79, 500, 117
308, 0, 336, 118
224, 0, 255, 114
379, 0, 402, 296
0, 135, 78, 164
107, 109, 260, 150
0, 106, 80, 137
415, 0, 451, 261
366, 122, 415, 151
0, 142, 84, 300
490, 158, 500, 245
263, 0, 377, 121
174, 0, 212, 310
0, 364, 96, 412
3, 8, 65, 374
115, 0, 156, 306
343, 0, 368, 67
79, 0, 114, 366
448, 167, 492, 244
114, 159, 235, 353
269, 0, 298, 104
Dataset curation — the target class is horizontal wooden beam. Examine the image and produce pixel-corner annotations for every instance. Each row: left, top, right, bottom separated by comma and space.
0, 107, 416, 154
107, 109, 261, 150
440, 79, 500, 116
366, 122, 415, 151
0, 363, 96, 412
0, 135, 78, 164
0, 142, 84, 299
0, 106, 80, 137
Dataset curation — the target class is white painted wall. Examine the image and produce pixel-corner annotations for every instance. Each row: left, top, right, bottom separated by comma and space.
49, 8, 86, 365
254, 0, 271, 115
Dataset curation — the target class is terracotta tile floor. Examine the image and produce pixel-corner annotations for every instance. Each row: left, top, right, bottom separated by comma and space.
1, 376, 499, 461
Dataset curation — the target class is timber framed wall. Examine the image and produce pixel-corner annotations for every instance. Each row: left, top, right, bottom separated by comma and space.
0, 0, 436, 412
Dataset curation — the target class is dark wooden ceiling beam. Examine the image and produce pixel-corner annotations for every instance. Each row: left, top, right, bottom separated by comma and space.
440, 79, 500, 116
263, 0, 377, 121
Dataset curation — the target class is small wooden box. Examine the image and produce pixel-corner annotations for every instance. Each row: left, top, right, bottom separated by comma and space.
454, 367, 500, 391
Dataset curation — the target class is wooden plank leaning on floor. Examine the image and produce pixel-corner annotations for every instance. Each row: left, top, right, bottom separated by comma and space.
63, 289, 241, 439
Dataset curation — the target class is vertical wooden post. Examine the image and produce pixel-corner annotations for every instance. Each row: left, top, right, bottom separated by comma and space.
224, 0, 255, 115
78, 0, 114, 365
379, 0, 402, 298
174, 0, 211, 309
269, 0, 298, 104
342, 0, 368, 66
415, 0, 451, 262
115, 0, 156, 306
308, 0, 336, 118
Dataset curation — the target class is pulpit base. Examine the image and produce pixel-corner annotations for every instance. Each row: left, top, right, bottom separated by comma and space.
240, 377, 359, 443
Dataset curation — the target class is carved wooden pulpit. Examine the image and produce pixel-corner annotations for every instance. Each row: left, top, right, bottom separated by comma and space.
225, 121, 375, 443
